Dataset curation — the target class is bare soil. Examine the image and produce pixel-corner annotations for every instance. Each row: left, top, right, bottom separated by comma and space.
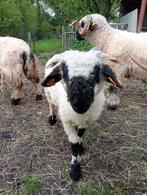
0, 53, 147, 195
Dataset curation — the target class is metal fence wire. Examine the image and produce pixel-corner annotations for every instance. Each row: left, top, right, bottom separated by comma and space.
62, 26, 76, 51
62, 23, 128, 51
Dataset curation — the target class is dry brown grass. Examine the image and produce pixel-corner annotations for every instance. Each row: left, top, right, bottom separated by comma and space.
0, 53, 147, 195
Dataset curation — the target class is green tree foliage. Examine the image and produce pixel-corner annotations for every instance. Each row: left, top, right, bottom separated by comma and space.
45, 0, 121, 22
0, 0, 121, 40
0, 0, 52, 40
0, 0, 22, 37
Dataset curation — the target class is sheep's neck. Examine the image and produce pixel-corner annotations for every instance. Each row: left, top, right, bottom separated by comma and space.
88, 26, 114, 53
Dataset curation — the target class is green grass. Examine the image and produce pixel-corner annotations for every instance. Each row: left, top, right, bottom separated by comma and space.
33, 39, 62, 54
32, 38, 91, 54
99, 186, 123, 195
80, 184, 98, 195
14, 176, 44, 195
80, 184, 123, 195
72, 40, 92, 51
130, 128, 141, 136
84, 123, 101, 143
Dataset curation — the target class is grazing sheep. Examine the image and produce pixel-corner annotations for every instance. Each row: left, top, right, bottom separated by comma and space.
42, 49, 122, 181
0, 36, 42, 105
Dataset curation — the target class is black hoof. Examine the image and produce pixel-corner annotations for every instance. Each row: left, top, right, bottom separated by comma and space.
11, 98, 21, 105
107, 105, 117, 111
48, 115, 57, 126
36, 94, 43, 101
70, 162, 81, 181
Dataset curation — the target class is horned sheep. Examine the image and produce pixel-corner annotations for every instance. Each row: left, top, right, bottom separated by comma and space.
72, 14, 147, 80
0, 36, 42, 105
70, 14, 147, 109
42, 49, 122, 181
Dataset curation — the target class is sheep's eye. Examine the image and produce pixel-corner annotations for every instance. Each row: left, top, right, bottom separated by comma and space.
81, 21, 85, 28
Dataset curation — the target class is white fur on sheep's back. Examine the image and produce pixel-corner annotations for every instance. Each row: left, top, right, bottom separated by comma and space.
0, 37, 30, 87
79, 14, 147, 76
0, 37, 30, 58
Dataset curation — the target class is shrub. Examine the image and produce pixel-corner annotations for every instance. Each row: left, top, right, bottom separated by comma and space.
72, 40, 92, 51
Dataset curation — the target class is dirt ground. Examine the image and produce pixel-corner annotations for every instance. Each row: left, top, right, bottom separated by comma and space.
0, 53, 147, 195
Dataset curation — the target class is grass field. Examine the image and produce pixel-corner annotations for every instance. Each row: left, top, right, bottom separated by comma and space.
32, 38, 92, 55
33, 39, 62, 54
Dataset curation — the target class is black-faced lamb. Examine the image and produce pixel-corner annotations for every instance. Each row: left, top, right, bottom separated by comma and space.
0, 36, 42, 105
41, 49, 122, 181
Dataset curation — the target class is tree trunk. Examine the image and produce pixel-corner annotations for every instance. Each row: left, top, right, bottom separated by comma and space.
36, 0, 43, 40
18, 0, 28, 39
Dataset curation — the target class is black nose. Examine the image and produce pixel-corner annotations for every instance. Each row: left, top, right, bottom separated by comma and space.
70, 91, 94, 114
76, 31, 85, 41
68, 77, 94, 114
71, 103, 91, 114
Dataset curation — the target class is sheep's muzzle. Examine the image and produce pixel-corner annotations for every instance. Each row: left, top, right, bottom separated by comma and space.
67, 77, 94, 114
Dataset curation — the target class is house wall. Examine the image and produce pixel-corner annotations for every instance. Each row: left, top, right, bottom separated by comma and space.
120, 0, 147, 31
120, 0, 141, 16
119, 9, 138, 32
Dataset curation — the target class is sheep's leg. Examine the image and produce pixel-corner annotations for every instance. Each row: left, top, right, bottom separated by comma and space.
70, 142, 82, 181
0, 70, 5, 99
11, 83, 23, 105
77, 127, 86, 155
63, 123, 82, 181
44, 90, 57, 126
106, 86, 120, 110
48, 103, 57, 126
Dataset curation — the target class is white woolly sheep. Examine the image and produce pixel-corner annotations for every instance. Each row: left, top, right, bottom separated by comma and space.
71, 14, 147, 79
41, 49, 122, 181
70, 14, 147, 108
0, 36, 42, 105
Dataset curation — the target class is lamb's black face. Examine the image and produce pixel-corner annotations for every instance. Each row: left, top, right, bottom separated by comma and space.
61, 63, 100, 114
42, 60, 122, 114
67, 76, 95, 114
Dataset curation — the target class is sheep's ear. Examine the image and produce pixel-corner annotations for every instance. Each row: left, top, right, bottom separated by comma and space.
102, 64, 123, 88
89, 23, 97, 31
41, 66, 62, 87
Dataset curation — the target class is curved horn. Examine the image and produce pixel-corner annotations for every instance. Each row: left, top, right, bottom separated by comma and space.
69, 20, 80, 28
104, 57, 123, 87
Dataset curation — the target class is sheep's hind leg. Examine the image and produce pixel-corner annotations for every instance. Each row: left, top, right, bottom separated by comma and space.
48, 103, 57, 126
